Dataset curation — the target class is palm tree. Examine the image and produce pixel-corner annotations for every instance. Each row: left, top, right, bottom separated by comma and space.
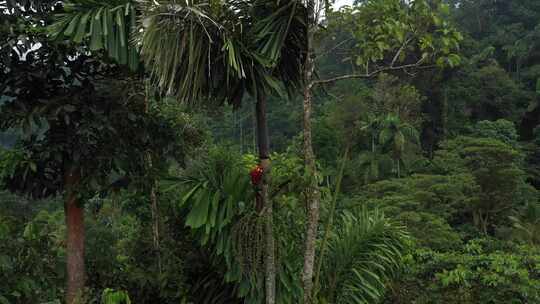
357, 152, 387, 184
318, 208, 410, 303
357, 115, 383, 183
50, 1, 306, 302
378, 114, 419, 178
138, 2, 306, 302
510, 202, 540, 245
358, 115, 382, 155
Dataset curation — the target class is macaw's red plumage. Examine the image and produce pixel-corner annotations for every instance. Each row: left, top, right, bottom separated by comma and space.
250, 165, 264, 186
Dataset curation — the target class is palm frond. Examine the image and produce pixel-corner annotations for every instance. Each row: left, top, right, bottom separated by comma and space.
49, 0, 140, 70
378, 114, 419, 160
268, 0, 307, 97
319, 207, 409, 304
400, 123, 419, 144
394, 131, 405, 151
137, 0, 226, 103
137, 0, 306, 104
378, 128, 392, 146
510, 202, 540, 245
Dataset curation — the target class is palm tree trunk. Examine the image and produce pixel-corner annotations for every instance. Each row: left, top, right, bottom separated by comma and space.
150, 177, 162, 273
64, 167, 85, 304
442, 87, 448, 141
240, 113, 244, 154
302, 19, 320, 304
145, 88, 162, 274
255, 94, 275, 304
481, 213, 489, 236
253, 103, 257, 154
146, 155, 162, 274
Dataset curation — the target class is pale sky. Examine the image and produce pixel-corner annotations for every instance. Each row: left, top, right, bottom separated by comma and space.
333, 0, 354, 9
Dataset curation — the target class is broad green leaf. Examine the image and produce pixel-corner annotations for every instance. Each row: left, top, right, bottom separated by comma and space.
64, 13, 81, 36
73, 12, 91, 43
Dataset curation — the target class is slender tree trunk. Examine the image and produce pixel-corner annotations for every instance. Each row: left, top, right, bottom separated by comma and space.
253, 103, 257, 154
255, 94, 276, 304
473, 211, 479, 230
442, 87, 448, 141
516, 58, 521, 81
240, 113, 244, 154
65, 168, 85, 304
146, 152, 161, 274
144, 86, 162, 274
481, 213, 489, 236
301, 20, 321, 303
150, 177, 162, 273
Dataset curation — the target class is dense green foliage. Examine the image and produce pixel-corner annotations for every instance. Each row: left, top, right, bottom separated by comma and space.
1, 0, 540, 303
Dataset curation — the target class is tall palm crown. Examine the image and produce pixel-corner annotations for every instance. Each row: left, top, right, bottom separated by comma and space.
139, 0, 306, 104
379, 115, 418, 156
50, 0, 307, 105
378, 114, 419, 177
49, 1, 307, 302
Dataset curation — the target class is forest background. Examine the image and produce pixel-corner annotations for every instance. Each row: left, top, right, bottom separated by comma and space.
1, 0, 540, 303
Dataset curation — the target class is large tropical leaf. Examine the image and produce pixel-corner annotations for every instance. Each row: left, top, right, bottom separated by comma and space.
251, 0, 307, 96
167, 147, 304, 303
49, 0, 306, 104
48, 0, 140, 70
136, 0, 306, 104
319, 208, 410, 304
166, 148, 263, 302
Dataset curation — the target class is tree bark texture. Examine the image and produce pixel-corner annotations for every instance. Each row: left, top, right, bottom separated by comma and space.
64, 168, 85, 304
301, 22, 321, 304
149, 177, 162, 273
145, 88, 162, 274
255, 94, 276, 304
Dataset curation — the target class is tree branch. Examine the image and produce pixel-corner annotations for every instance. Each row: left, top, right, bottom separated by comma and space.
313, 58, 433, 85
391, 37, 412, 67
315, 38, 354, 59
